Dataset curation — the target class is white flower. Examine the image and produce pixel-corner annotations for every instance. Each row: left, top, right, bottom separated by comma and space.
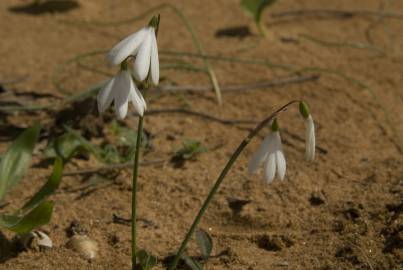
248, 131, 286, 183
97, 70, 146, 119
304, 115, 315, 161
106, 26, 159, 85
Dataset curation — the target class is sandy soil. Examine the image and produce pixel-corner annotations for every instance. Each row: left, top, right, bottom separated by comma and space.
0, 0, 402, 269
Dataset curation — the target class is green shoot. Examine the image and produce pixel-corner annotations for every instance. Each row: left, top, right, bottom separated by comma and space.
240, 0, 278, 37
174, 139, 207, 161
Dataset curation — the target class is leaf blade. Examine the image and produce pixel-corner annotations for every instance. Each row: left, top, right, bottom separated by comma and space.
137, 250, 157, 270
0, 124, 40, 200
0, 201, 54, 234
196, 229, 213, 259
21, 157, 63, 212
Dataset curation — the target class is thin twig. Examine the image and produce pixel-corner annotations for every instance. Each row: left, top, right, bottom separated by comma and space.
160, 50, 292, 71
148, 74, 319, 93
145, 108, 256, 125
298, 34, 385, 56
0, 76, 30, 86
271, 9, 403, 20
145, 109, 327, 154
0, 75, 317, 113
62, 159, 166, 177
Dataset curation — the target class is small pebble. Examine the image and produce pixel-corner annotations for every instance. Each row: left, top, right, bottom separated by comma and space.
67, 235, 98, 259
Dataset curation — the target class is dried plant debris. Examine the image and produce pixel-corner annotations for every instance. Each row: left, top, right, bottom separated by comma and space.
19, 231, 52, 251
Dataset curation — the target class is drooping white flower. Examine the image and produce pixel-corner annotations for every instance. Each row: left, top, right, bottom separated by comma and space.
299, 101, 315, 161
97, 70, 146, 119
106, 26, 159, 85
304, 115, 315, 161
248, 131, 286, 184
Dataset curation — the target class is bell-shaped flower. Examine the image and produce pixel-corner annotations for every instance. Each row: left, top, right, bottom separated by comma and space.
299, 101, 315, 161
304, 115, 315, 161
97, 70, 146, 120
106, 26, 159, 85
248, 131, 286, 184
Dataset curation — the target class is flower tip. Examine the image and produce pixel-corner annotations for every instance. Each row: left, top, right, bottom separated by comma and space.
299, 101, 310, 119
148, 14, 161, 30
106, 50, 120, 66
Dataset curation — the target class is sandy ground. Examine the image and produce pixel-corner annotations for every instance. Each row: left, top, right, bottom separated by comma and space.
0, 0, 402, 269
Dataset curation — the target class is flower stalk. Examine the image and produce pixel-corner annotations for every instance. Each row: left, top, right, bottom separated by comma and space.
96, 15, 160, 270
168, 100, 300, 270
132, 116, 144, 269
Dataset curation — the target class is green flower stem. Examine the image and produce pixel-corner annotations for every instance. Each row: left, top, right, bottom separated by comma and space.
132, 116, 144, 270
168, 100, 300, 270
257, 19, 269, 38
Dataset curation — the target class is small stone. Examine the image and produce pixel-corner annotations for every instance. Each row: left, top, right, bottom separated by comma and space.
67, 235, 98, 260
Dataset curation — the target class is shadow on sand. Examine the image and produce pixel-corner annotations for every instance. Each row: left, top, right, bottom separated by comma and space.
215, 25, 252, 39
9, 0, 79, 15
0, 231, 17, 263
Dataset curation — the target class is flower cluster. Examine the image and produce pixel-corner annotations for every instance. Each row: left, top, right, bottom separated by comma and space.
248, 102, 315, 183
97, 16, 160, 120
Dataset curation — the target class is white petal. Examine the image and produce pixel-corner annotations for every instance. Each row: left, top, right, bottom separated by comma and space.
128, 81, 145, 116
305, 115, 315, 161
106, 27, 149, 65
264, 153, 276, 183
137, 87, 147, 110
272, 131, 286, 180
113, 71, 131, 119
133, 28, 152, 81
150, 28, 159, 85
276, 150, 286, 180
248, 135, 272, 174
272, 131, 282, 150
97, 78, 115, 113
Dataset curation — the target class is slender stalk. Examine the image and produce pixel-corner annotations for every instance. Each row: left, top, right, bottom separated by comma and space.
257, 20, 269, 38
164, 4, 222, 105
168, 101, 300, 270
132, 116, 144, 270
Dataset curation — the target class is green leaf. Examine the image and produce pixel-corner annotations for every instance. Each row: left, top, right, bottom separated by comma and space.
196, 229, 213, 259
0, 124, 40, 201
181, 255, 203, 270
175, 139, 207, 160
137, 250, 157, 270
0, 201, 53, 234
65, 127, 131, 164
21, 157, 63, 212
110, 120, 149, 161
44, 133, 83, 161
240, 0, 277, 23
110, 120, 138, 146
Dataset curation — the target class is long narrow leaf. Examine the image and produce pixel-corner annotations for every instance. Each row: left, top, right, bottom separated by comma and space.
0, 201, 53, 234
21, 157, 63, 212
137, 250, 157, 270
0, 124, 40, 200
